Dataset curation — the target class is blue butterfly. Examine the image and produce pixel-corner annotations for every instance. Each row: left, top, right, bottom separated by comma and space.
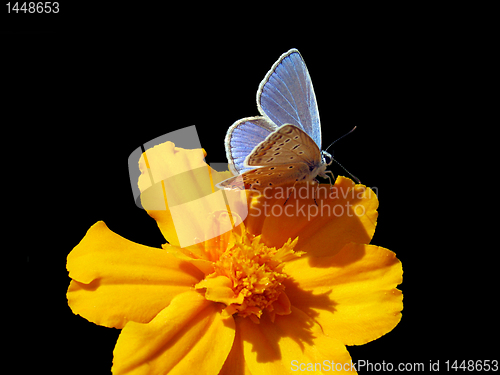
219, 49, 341, 190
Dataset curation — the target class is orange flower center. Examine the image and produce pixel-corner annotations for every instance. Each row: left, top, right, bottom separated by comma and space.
197, 225, 302, 323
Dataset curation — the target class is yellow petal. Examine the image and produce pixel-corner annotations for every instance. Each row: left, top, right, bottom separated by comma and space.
195, 275, 245, 305
161, 243, 215, 275
138, 142, 244, 248
237, 307, 356, 374
284, 243, 403, 345
247, 176, 378, 257
219, 325, 253, 375
67, 221, 204, 328
112, 291, 235, 375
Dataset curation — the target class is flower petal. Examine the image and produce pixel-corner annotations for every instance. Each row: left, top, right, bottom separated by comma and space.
67, 221, 204, 328
236, 307, 355, 374
219, 325, 252, 375
138, 141, 239, 248
247, 177, 378, 257
284, 243, 403, 345
195, 275, 244, 306
112, 291, 235, 375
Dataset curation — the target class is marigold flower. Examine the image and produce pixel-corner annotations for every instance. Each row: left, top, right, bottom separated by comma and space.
67, 141, 403, 374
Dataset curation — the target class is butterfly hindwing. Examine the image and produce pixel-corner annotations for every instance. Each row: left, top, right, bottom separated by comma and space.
224, 116, 276, 174
218, 163, 311, 191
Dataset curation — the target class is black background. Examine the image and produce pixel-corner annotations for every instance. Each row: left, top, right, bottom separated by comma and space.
8, 6, 496, 374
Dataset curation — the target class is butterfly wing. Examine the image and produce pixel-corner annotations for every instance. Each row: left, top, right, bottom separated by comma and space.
257, 49, 322, 149
224, 116, 276, 174
219, 125, 322, 191
245, 124, 322, 171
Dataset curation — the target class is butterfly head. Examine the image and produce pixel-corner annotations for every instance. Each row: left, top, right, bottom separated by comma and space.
321, 150, 333, 166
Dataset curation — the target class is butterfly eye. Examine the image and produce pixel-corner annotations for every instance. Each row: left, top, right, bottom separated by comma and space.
322, 151, 333, 165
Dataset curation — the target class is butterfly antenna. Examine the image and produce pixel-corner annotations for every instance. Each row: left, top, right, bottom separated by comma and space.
331, 157, 361, 184
324, 126, 357, 153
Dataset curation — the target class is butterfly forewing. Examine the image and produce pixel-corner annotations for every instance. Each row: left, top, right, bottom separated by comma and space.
257, 49, 321, 149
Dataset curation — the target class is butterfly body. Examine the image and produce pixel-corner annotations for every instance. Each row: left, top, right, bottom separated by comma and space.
219, 49, 334, 191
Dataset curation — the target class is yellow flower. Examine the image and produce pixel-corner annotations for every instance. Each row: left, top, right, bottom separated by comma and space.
67, 142, 403, 375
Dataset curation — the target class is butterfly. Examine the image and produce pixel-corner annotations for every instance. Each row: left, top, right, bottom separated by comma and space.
217, 48, 335, 191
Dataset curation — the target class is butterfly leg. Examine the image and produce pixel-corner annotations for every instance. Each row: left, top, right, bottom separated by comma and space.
310, 180, 320, 206
324, 171, 335, 191
284, 179, 300, 206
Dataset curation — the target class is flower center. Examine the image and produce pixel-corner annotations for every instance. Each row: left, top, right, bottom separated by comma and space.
199, 226, 302, 323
